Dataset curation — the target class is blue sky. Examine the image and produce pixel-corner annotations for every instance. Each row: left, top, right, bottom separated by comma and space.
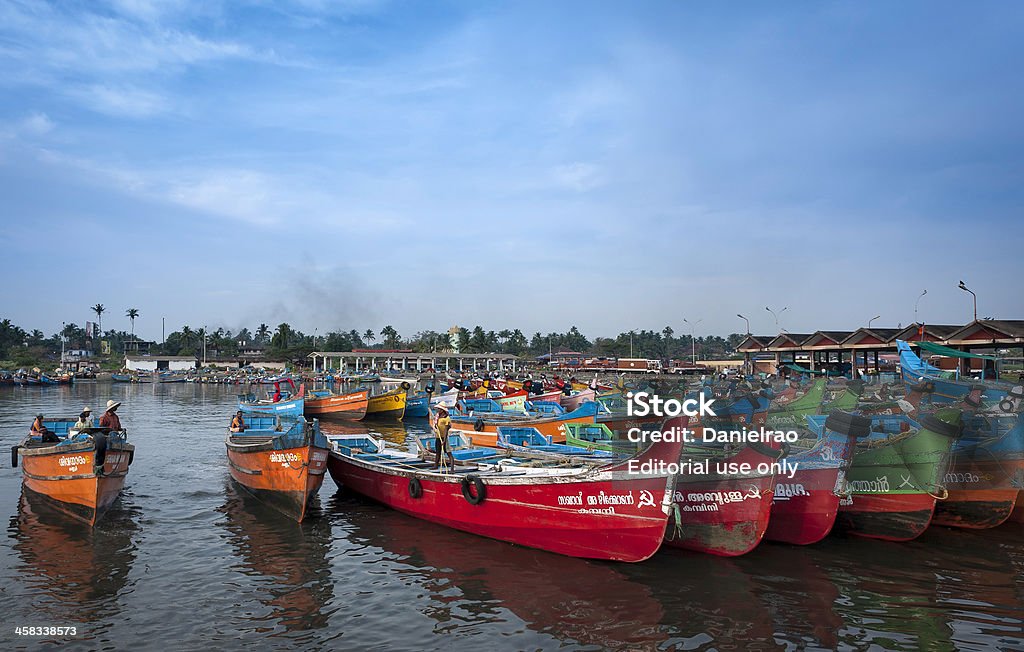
1, 0, 1022, 341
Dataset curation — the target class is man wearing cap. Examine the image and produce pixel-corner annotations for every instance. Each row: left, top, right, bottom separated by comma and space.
100, 399, 123, 430
431, 405, 455, 471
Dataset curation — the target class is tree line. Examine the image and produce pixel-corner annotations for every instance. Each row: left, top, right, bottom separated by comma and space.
1, 315, 746, 368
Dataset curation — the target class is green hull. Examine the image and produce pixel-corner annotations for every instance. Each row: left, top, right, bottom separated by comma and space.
846, 408, 962, 497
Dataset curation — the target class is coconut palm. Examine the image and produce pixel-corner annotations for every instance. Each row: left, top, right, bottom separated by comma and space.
91, 303, 105, 335
126, 308, 140, 347
256, 323, 270, 344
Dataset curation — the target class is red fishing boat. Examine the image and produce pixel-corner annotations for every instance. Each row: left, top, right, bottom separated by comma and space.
764, 412, 868, 545
304, 388, 369, 421
663, 394, 779, 556
225, 414, 329, 522
325, 416, 690, 562
14, 417, 134, 526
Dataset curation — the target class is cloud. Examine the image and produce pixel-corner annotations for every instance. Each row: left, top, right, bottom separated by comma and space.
551, 162, 605, 192
72, 85, 170, 118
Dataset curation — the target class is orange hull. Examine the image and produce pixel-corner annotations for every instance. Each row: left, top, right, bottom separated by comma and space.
1011, 491, 1024, 523
305, 390, 369, 420
933, 489, 1020, 529
226, 442, 328, 521
19, 441, 133, 526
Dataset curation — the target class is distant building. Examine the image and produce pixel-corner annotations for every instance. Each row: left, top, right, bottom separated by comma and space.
448, 325, 461, 352
237, 340, 266, 360
125, 355, 198, 371
124, 339, 154, 354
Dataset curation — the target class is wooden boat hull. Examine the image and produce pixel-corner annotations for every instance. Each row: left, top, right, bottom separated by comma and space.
834, 492, 936, 541
324, 442, 682, 562
765, 467, 843, 545
560, 389, 596, 411
304, 390, 368, 421
404, 394, 430, 418
494, 390, 528, 412
18, 439, 133, 526
226, 441, 328, 522
932, 489, 1019, 529
1010, 491, 1024, 523
366, 389, 407, 420
835, 409, 962, 541
663, 447, 776, 557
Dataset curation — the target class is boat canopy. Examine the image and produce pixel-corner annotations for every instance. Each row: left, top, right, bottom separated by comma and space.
785, 364, 839, 376
914, 340, 998, 361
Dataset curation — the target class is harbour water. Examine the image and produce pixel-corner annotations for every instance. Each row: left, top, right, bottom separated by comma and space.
1, 383, 1022, 651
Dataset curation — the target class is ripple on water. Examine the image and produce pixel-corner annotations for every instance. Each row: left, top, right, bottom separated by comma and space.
1, 384, 1023, 650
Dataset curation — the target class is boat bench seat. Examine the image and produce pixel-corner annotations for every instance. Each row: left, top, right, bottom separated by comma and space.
230, 435, 276, 444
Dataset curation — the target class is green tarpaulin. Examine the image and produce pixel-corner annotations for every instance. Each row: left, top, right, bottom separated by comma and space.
914, 341, 998, 361
785, 364, 841, 376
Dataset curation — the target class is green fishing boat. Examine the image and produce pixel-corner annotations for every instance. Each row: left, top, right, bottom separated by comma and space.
559, 422, 641, 454
766, 379, 827, 428
834, 408, 963, 541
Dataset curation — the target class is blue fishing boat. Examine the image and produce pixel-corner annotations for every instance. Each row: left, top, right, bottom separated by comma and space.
237, 383, 306, 418
495, 426, 615, 460
404, 392, 430, 418
898, 340, 1023, 410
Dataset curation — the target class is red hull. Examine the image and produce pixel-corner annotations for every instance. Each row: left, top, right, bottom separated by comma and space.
835, 492, 936, 541
765, 467, 843, 545
663, 447, 777, 557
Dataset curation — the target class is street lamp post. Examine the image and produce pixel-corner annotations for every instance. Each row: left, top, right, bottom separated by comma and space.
629, 330, 635, 358
683, 318, 702, 366
958, 281, 977, 321
914, 289, 927, 325
868, 315, 880, 329
737, 314, 750, 374
766, 306, 788, 331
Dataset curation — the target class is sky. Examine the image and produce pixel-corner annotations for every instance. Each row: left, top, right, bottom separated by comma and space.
1, 0, 1022, 342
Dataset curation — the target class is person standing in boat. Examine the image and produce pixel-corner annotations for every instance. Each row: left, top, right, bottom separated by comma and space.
431, 405, 455, 471
100, 399, 123, 430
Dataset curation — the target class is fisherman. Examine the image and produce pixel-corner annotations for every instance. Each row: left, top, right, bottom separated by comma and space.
73, 407, 93, 431
31, 413, 60, 443
99, 399, 123, 430
431, 405, 455, 471
230, 410, 246, 433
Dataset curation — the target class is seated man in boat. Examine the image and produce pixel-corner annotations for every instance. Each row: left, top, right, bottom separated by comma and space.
230, 410, 246, 433
30, 413, 60, 443
431, 405, 455, 471
99, 399, 123, 431
71, 407, 93, 433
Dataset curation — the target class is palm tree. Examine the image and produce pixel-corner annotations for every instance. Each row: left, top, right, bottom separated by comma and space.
91, 303, 105, 335
363, 329, 376, 346
256, 323, 270, 344
126, 308, 140, 348
380, 325, 399, 349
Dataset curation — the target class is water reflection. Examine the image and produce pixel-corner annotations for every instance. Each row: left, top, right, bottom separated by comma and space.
336, 495, 668, 651
217, 480, 335, 632
7, 489, 139, 626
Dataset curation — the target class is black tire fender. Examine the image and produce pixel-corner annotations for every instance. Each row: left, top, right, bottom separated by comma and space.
461, 475, 486, 505
93, 432, 108, 468
11, 445, 19, 468
408, 476, 423, 499
474, 418, 485, 432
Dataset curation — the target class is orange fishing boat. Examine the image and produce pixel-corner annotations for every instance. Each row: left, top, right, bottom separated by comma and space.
225, 414, 329, 521
304, 388, 369, 421
457, 402, 601, 443
14, 417, 134, 526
